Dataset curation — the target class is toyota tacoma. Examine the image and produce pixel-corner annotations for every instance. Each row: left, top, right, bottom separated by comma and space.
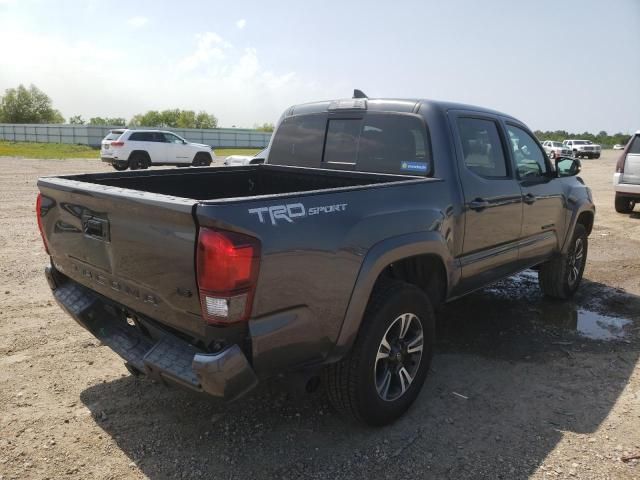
37, 93, 595, 425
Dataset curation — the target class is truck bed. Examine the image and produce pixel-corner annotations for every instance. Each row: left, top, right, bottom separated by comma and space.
59, 164, 419, 201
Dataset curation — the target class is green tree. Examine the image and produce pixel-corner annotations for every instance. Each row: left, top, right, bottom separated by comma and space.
88, 117, 126, 126
254, 122, 274, 132
195, 111, 217, 129
69, 115, 85, 125
0, 84, 64, 123
130, 109, 217, 129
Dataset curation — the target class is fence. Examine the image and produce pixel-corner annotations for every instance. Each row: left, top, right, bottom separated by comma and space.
0, 124, 272, 148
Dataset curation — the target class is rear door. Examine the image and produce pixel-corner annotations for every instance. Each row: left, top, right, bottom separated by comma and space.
37, 178, 205, 338
622, 134, 640, 184
449, 112, 523, 290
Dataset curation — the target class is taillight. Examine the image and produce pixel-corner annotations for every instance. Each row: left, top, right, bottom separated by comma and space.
36, 193, 50, 254
111, 141, 125, 147
196, 228, 261, 325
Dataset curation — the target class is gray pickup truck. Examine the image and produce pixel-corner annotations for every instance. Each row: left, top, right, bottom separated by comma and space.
37, 94, 595, 425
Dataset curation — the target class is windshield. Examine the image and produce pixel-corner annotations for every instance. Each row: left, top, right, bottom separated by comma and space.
573, 140, 588, 145
552, 142, 563, 147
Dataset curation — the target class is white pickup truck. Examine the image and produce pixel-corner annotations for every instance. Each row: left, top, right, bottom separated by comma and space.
563, 139, 601, 159
101, 129, 214, 170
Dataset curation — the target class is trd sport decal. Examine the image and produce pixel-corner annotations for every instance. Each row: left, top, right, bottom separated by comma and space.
249, 202, 347, 225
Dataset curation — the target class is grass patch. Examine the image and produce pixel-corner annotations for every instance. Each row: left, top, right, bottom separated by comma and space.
214, 148, 262, 157
0, 141, 99, 159
0, 141, 262, 159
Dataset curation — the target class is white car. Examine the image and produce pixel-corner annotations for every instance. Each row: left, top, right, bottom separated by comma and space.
223, 148, 269, 166
613, 130, 640, 213
541, 140, 573, 159
101, 129, 214, 170
613, 144, 625, 150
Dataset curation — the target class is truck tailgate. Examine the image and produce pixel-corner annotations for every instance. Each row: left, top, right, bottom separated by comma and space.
37, 177, 205, 338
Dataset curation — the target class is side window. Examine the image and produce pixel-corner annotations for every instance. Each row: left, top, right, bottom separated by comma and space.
129, 132, 142, 141
153, 132, 169, 143
165, 133, 183, 144
505, 124, 549, 179
629, 135, 640, 154
456, 117, 508, 178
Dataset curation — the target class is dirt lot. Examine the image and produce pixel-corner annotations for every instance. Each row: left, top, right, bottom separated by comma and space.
1, 151, 639, 479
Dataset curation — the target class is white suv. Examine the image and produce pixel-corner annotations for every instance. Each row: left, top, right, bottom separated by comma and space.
101, 129, 214, 170
613, 131, 640, 213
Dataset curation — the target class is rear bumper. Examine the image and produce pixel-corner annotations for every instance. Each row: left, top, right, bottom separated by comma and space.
46, 267, 258, 401
613, 173, 640, 196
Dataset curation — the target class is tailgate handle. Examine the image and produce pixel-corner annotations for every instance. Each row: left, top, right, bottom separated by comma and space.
83, 216, 109, 241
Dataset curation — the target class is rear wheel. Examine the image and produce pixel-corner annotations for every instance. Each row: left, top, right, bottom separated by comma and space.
538, 224, 587, 299
615, 194, 635, 214
192, 152, 212, 166
128, 152, 150, 170
323, 279, 435, 426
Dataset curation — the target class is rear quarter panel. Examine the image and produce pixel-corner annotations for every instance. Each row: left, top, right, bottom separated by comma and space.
195, 178, 459, 364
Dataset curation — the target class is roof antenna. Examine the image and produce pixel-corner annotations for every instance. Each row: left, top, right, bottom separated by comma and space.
353, 89, 368, 99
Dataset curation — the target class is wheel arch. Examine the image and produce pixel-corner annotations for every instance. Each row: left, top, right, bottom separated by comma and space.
327, 231, 455, 362
127, 150, 151, 162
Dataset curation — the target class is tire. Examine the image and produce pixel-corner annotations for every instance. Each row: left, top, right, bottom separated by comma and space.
614, 194, 635, 214
192, 152, 212, 166
595, 154, 600, 159
112, 164, 128, 171
323, 279, 435, 426
128, 152, 149, 170
538, 224, 588, 299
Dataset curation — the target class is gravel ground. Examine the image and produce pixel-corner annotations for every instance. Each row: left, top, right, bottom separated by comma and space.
1, 152, 639, 479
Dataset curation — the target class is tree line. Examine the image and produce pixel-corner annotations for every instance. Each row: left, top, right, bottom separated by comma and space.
534, 130, 631, 148
0, 84, 626, 140
0, 84, 277, 131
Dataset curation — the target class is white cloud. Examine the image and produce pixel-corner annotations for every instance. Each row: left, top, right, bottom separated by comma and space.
235, 19, 246, 29
179, 32, 231, 71
127, 16, 149, 28
0, 28, 326, 127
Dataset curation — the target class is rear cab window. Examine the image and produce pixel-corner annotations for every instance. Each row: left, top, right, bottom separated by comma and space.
268, 112, 431, 175
629, 135, 640, 154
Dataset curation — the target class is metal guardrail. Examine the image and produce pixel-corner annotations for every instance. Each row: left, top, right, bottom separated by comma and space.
0, 124, 272, 148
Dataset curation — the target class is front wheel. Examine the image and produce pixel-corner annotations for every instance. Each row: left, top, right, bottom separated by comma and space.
112, 163, 128, 171
192, 152, 212, 166
538, 224, 588, 299
323, 279, 435, 426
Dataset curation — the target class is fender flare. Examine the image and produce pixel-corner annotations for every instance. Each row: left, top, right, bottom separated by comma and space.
561, 199, 595, 254
327, 231, 456, 362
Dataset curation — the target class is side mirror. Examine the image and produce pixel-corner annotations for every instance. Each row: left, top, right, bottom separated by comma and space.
555, 157, 581, 177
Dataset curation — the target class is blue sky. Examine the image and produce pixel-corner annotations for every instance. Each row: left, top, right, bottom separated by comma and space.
0, 0, 638, 133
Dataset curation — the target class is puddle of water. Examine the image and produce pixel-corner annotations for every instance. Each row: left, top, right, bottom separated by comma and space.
570, 310, 631, 340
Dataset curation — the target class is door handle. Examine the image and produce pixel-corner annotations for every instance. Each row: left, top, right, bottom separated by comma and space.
523, 193, 537, 205
468, 199, 490, 211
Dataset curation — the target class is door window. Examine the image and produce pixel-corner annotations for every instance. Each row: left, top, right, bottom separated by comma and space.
505, 124, 549, 179
456, 117, 508, 178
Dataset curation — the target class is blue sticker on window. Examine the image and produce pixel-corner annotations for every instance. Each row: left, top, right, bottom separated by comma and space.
400, 161, 428, 173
